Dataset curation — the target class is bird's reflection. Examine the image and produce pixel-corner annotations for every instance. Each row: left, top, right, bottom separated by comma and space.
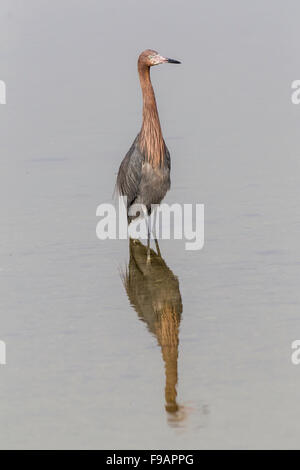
122, 239, 187, 425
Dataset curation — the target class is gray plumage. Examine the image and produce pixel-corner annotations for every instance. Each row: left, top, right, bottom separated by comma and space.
116, 134, 171, 219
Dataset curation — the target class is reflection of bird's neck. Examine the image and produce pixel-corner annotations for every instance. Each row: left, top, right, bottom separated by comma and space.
138, 64, 165, 168
155, 306, 180, 413
164, 350, 179, 413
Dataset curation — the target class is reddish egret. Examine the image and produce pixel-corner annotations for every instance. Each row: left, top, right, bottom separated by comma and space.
116, 49, 181, 261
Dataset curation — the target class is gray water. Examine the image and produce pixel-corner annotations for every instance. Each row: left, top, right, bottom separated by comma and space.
1, 0, 300, 449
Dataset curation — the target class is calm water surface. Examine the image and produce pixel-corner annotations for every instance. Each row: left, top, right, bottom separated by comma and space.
0, 0, 300, 449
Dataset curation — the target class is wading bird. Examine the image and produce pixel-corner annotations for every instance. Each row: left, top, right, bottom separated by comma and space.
116, 49, 181, 261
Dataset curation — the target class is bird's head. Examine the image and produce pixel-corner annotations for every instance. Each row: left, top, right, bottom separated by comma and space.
138, 49, 181, 67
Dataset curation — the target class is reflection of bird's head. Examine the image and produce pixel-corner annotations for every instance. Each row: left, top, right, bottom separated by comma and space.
138, 49, 181, 68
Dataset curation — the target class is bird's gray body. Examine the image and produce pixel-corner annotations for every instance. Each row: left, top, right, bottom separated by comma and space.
117, 134, 171, 217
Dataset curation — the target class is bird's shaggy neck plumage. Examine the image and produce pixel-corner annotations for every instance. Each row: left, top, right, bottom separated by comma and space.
138, 63, 165, 168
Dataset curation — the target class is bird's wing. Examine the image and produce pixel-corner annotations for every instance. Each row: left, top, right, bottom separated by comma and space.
164, 143, 171, 171
116, 135, 143, 208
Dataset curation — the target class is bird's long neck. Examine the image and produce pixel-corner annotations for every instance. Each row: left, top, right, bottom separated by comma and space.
138, 64, 165, 168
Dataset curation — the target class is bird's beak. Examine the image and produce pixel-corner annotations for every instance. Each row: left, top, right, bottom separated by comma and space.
166, 58, 181, 64
153, 54, 181, 65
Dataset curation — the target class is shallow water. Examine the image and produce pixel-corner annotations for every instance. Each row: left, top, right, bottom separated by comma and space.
1, 0, 300, 449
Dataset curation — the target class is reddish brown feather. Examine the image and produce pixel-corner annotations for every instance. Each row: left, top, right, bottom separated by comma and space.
138, 57, 165, 168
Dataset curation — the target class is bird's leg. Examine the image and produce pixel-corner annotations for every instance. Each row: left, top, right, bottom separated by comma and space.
151, 210, 161, 257
146, 215, 151, 263
147, 219, 151, 263
154, 238, 161, 258
152, 222, 161, 257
